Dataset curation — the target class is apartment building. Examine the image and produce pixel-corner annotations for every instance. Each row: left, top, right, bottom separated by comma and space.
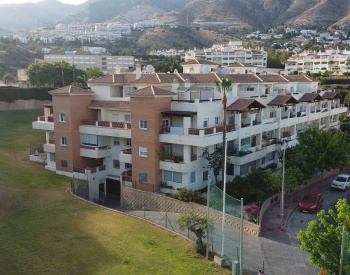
32, 62, 346, 202
282, 49, 350, 75
40, 52, 135, 75
185, 40, 267, 68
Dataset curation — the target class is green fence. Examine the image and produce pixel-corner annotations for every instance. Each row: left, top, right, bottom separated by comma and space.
207, 180, 243, 274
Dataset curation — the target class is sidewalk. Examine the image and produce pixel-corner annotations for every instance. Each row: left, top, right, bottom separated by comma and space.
260, 173, 335, 237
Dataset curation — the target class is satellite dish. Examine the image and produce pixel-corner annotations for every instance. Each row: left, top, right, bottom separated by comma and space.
221, 67, 229, 74
201, 65, 210, 73
146, 65, 155, 73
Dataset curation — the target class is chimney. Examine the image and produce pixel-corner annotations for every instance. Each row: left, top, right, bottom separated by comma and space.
134, 62, 141, 79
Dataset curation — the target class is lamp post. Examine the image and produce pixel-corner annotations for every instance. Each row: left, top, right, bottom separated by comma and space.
221, 137, 228, 256
281, 141, 286, 230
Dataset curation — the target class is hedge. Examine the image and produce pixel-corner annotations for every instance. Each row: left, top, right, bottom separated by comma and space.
322, 79, 350, 85
0, 88, 53, 103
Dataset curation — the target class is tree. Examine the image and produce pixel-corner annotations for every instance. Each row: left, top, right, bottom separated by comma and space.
85, 67, 105, 80
177, 211, 208, 254
213, 77, 234, 181
298, 199, 350, 274
201, 147, 231, 184
2, 73, 11, 84
339, 113, 350, 142
297, 127, 350, 187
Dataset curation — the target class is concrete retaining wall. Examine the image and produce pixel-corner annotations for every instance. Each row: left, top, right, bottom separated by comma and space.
121, 186, 259, 236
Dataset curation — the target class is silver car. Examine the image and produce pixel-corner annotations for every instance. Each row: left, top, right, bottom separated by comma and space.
331, 174, 350, 191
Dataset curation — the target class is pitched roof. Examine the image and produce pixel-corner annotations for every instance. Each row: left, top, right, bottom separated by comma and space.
228, 63, 257, 68
298, 93, 323, 102
128, 86, 176, 97
322, 91, 341, 100
258, 75, 288, 82
267, 95, 299, 106
283, 75, 316, 82
180, 73, 220, 84
227, 98, 266, 111
88, 74, 136, 84
48, 85, 93, 95
89, 100, 130, 109
129, 74, 161, 85
181, 59, 219, 66
217, 74, 262, 83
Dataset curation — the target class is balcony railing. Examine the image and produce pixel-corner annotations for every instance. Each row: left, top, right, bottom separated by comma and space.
188, 124, 235, 136
49, 138, 55, 144
73, 165, 106, 174
191, 154, 197, 161
122, 148, 132, 154
38, 115, 54, 122
121, 170, 132, 182
82, 120, 131, 129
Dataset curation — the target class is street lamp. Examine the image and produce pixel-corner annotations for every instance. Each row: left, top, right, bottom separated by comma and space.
281, 140, 286, 230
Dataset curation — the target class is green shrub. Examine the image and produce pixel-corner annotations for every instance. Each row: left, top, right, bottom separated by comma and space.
173, 188, 205, 204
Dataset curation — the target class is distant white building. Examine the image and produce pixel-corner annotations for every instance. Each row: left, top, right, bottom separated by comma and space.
149, 49, 184, 57
282, 48, 350, 75
184, 40, 267, 68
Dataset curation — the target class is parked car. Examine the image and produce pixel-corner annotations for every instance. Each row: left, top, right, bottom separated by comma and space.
331, 174, 350, 191
298, 192, 323, 213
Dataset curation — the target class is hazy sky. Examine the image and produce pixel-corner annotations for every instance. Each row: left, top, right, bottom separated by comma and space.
0, 0, 87, 4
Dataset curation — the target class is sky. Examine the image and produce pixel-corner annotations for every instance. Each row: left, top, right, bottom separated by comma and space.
0, 0, 88, 4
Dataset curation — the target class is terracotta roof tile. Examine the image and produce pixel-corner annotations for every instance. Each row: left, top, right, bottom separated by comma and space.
89, 100, 130, 109
322, 91, 341, 100
283, 75, 316, 82
129, 74, 161, 85
227, 98, 266, 111
217, 74, 262, 83
258, 75, 288, 82
267, 95, 299, 106
298, 93, 323, 102
157, 73, 185, 83
49, 85, 93, 95
128, 86, 176, 97
228, 63, 257, 68
88, 74, 136, 84
180, 73, 220, 84
181, 59, 219, 66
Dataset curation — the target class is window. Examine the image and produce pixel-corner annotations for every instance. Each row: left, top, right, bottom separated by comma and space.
112, 114, 119, 122
163, 145, 171, 153
61, 160, 67, 168
228, 164, 234, 176
125, 139, 131, 146
59, 113, 65, 122
125, 114, 131, 123
113, 160, 120, 169
113, 139, 120, 146
228, 116, 234, 125
203, 171, 209, 181
215, 117, 221, 125
49, 153, 55, 162
125, 163, 132, 169
163, 119, 170, 126
139, 146, 148, 157
61, 137, 67, 146
139, 173, 148, 183
164, 171, 183, 183
139, 119, 147, 129
203, 118, 209, 128
190, 171, 196, 183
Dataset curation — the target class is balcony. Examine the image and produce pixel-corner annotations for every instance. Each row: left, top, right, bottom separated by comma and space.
32, 115, 54, 131
73, 165, 107, 178
44, 141, 55, 153
121, 170, 132, 183
80, 120, 131, 138
120, 148, 132, 163
80, 145, 111, 159
160, 159, 188, 173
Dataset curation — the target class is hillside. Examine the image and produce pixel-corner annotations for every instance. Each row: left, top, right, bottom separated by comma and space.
0, 41, 41, 79
154, 0, 350, 29
136, 27, 232, 50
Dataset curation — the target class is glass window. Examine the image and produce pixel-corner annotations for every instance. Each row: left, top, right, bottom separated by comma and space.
125, 139, 131, 146
113, 160, 120, 169
139, 146, 148, 157
125, 163, 132, 169
49, 153, 55, 162
163, 119, 170, 126
125, 114, 131, 123
203, 171, 208, 181
61, 160, 67, 168
203, 118, 209, 128
61, 137, 67, 146
139, 119, 147, 129
173, 172, 182, 183
139, 173, 148, 183
59, 113, 65, 122
190, 171, 196, 183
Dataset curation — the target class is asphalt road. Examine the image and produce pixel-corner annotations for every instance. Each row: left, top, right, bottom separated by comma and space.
287, 187, 350, 236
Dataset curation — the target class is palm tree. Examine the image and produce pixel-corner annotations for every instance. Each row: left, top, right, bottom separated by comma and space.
213, 77, 234, 181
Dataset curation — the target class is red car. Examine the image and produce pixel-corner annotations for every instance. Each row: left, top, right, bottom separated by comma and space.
298, 192, 323, 213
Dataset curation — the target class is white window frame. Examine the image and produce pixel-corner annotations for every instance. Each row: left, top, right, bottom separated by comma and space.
125, 114, 131, 123
139, 146, 148, 157
59, 113, 66, 122
139, 119, 147, 129
61, 137, 67, 146
163, 119, 170, 127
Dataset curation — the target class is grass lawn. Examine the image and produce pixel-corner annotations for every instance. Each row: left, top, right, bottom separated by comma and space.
0, 110, 230, 275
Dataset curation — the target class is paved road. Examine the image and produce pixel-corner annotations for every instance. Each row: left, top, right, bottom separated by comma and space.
287, 188, 350, 236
